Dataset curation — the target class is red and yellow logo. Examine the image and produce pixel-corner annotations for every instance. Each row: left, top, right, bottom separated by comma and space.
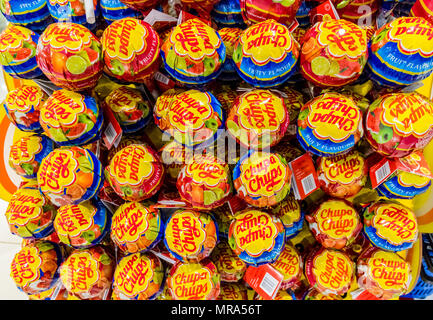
41, 23, 93, 52
6, 188, 45, 226
111, 202, 152, 244
320, 150, 364, 185
9, 135, 42, 167
269, 194, 301, 227
5, 85, 45, 113
55, 203, 95, 238
272, 245, 301, 281
11, 246, 42, 289
0, 25, 34, 53
185, 155, 226, 188
60, 251, 100, 293
105, 86, 143, 113
170, 263, 214, 300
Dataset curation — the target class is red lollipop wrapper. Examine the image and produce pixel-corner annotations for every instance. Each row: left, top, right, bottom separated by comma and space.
240, 0, 302, 26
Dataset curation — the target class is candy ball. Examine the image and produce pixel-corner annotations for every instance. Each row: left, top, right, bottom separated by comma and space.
218, 27, 243, 81
100, 0, 143, 25
211, 0, 245, 28
159, 140, 194, 184
47, 0, 100, 31
37, 146, 104, 207
233, 19, 299, 88
39, 89, 103, 146
9, 134, 55, 179
105, 144, 165, 201
210, 240, 246, 282
268, 193, 304, 240
0, 0, 52, 33
110, 201, 164, 254
240, 0, 301, 27
160, 18, 226, 86
10, 241, 63, 295
180, 0, 219, 18
297, 92, 363, 157
271, 243, 303, 291
3, 84, 47, 132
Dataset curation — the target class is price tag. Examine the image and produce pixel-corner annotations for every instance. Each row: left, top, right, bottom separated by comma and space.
243, 264, 283, 300
289, 153, 320, 200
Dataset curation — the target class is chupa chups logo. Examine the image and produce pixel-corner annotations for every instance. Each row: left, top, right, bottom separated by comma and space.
10, 136, 42, 166
171, 263, 213, 299
170, 19, 221, 60
241, 20, 294, 65
381, 93, 433, 137
313, 250, 352, 291
270, 195, 301, 226
314, 201, 358, 239
38, 149, 79, 194
41, 90, 86, 129
61, 251, 100, 293
240, 153, 288, 197
185, 155, 226, 187
6, 86, 43, 113
307, 94, 361, 142
161, 141, 193, 168
112, 202, 150, 243
215, 243, 244, 272
154, 91, 178, 120
388, 17, 433, 58
56, 205, 95, 238
110, 145, 155, 186
7, 188, 44, 226
397, 171, 431, 188
219, 28, 243, 49
0, 25, 33, 52
367, 250, 409, 290
234, 211, 279, 257
321, 151, 364, 184
220, 284, 245, 299
166, 211, 206, 257
115, 254, 154, 297
106, 87, 143, 113
10, 247, 42, 288
317, 19, 367, 59
372, 204, 418, 245
42, 23, 92, 52
272, 246, 300, 278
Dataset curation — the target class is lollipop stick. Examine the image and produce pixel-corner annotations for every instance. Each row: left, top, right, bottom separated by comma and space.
84, 0, 96, 25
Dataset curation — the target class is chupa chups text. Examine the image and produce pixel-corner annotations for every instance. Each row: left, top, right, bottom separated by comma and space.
170, 215, 203, 254
116, 254, 151, 295
318, 252, 350, 290
113, 203, 146, 241
370, 256, 408, 287
393, 17, 433, 41
39, 151, 72, 191
321, 20, 365, 53
318, 207, 355, 236
242, 92, 280, 129
175, 21, 214, 53
11, 248, 37, 283
375, 206, 417, 239
57, 206, 90, 233
245, 21, 289, 50
113, 146, 148, 182
323, 152, 361, 180
243, 155, 284, 193
169, 93, 210, 128
173, 269, 210, 299
273, 249, 299, 275
387, 94, 433, 131
7, 86, 40, 109
105, 18, 138, 57
67, 255, 95, 291
43, 23, 87, 44
235, 213, 275, 247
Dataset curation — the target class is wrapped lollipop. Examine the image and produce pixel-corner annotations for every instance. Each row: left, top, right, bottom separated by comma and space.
176, 154, 232, 210
411, 0, 433, 25
10, 241, 63, 295
232, 19, 299, 88
166, 259, 220, 300
3, 84, 47, 132
106, 136, 144, 165
212, 204, 233, 239
59, 246, 115, 300
306, 199, 363, 250
9, 134, 55, 179
154, 90, 224, 149
217, 283, 248, 300
304, 246, 355, 297
210, 240, 246, 282
101, 18, 161, 83
0, 0, 52, 33
105, 144, 165, 201
233, 150, 291, 207
100, 0, 142, 25
36, 23, 103, 91
112, 252, 164, 300
104, 86, 152, 134
37, 146, 104, 207
160, 18, 226, 86
271, 242, 303, 291
218, 28, 243, 82
119, 0, 160, 12
164, 209, 218, 262
336, 0, 380, 27
240, 0, 301, 26
356, 246, 411, 300
228, 209, 285, 266
303, 288, 343, 300
364, 92, 433, 158
363, 200, 418, 252
316, 150, 368, 199
211, 0, 245, 28
300, 18, 368, 87
0, 25, 42, 79
180, 0, 219, 18
159, 140, 194, 184
54, 199, 110, 249
367, 16, 433, 87
5, 185, 57, 239
47, 0, 100, 31
297, 92, 363, 157
377, 170, 432, 200
268, 193, 304, 240
111, 202, 164, 254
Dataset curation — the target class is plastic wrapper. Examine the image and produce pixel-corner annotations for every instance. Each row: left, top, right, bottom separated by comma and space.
47, 0, 100, 31
110, 201, 164, 254
218, 27, 243, 82
9, 134, 55, 179
362, 200, 418, 252
37, 146, 104, 207
3, 84, 47, 132
367, 17, 433, 87
278, 86, 304, 137
180, 0, 219, 19
10, 240, 63, 295
119, 0, 160, 12
212, 203, 233, 239
5, 185, 57, 239
271, 242, 303, 291
304, 246, 355, 297
211, 0, 245, 28
233, 151, 291, 207
0, 25, 43, 79
0, 0, 52, 33
316, 150, 368, 199
336, 0, 380, 27
105, 144, 165, 201
36, 22, 103, 91
106, 136, 144, 165
226, 89, 290, 149
306, 199, 362, 250
100, 0, 143, 25
300, 18, 368, 87
364, 92, 433, 158
215, 88, 237, 115
210, 240, 246, 282
101, 18, 161, 83
176, 154, 232, 210
356, 246, 411, 300
268, 193, 304, 240
160, 18, 226, 86
411, 0, 433, 25
166, 259, 221, 300
164, 209, 218, 262
54, 199, 110, 248
217, 282, 248, 300
154, 89, 224, 149
295, 0, 315, 27
297, 92, 363, 157
59, 245, 115, 300
240, 0, 301, 26
159, 140, 194, 184
232, 19, 299, 88
104, 86, 152, 133
112, 251, 164, 300
228, 209, 285, 266
303, 287, 343, 300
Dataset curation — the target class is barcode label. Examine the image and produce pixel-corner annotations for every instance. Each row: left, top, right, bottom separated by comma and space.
375, 161, 391, 184
104, 122, 116, 146
259, 273, 279, 298
301, 173, 316, 195
154, 72, 170, 85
